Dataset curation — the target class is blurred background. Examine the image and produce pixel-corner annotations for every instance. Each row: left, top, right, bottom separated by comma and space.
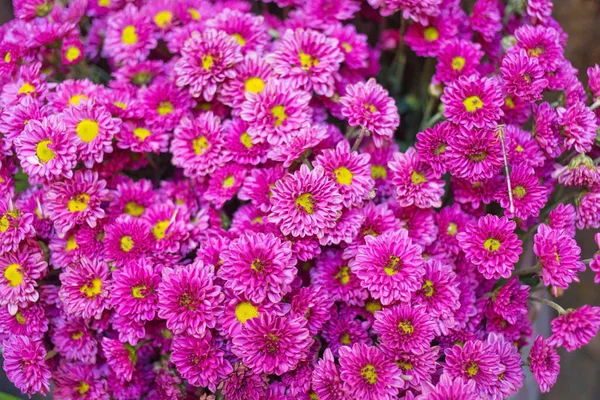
0, 0, 598, 399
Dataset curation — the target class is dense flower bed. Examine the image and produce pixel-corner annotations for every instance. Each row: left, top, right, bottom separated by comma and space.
1, 0, 600, 398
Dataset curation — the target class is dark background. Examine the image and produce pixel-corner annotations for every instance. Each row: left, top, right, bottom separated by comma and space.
0, 0, 598, 398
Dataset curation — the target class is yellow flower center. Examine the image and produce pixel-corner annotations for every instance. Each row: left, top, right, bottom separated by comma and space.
365, 103, 377, 112
66, 234, 78, 251
153, 220, 170, 240
335, 266, 351, 285
360, 364, 378, 385
468, 152, 487, 162
133, 127, 151, 141
121, 25, 138, 45
75, 381, 90, 395
340, 333, 351, 345
295, 193, 315, 214
65, 46, 81, 63
124, 201, 145, 217
452, 56, 466, 71
342, 42, 352, 52
397, 361, 413, 371
18, 82, 35, 95
157, 101, 174, 116
398, 320, 415, 334
334, 166, 353, 185
0, 210, 18, 233
299, 51, 319, 70
192, 136, 210, 155
513, 185, 527, 199
76, 119, 99, 143
466, 362, 479, 377
80, 278, 102, 297
516, 144, 524, 152
505, 97, 515, 109
484, 238, 501, 252
120, 235, 134, 252
188, 8, 200, 20
232, 33, 246, 46
15, 312, 26, 324
365, 300, 382, 314
240, 132, 253, 148
371, 165, 387, 179
71, 331, 84, 340
422, 279, 435, 297
235, 301, 259, 323
154, 11, 173, 28
435, 143, 447, 156
98, 0, 110, 7
4, 52, 11, 63
223, 175, 235, 188
528, 47, 544, 57
424, 27, 439, 41
113, 101, 127, 110
250, 259, 265, 273
447, 222, 457, 236
131, 285, 146, 299
69, 94, 87, 106
384, 255, 402, 276
411, 171, 427, 185
271, 105, 288, 126
202, 55, 214, 71
36, 139, 55, 163
244, 77, 265, 93
4, 264, 23, 287
463, 95, 484, 112
68, 194, 91, 213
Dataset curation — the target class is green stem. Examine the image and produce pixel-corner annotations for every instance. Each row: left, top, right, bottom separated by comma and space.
590, 99, 600, 111
392, 19, 408, 96
513, 265, 541, 276
528, 296, 567, 315
419, 95, 437, 132
351, 127, 367, 152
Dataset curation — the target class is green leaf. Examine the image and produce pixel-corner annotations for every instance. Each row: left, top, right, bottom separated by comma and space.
0, 392, 27, 400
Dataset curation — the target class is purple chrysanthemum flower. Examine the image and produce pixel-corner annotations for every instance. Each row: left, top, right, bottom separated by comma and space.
446, 126, 503, 182
269, 164, 343, 238
45, 170, 108, 237
340, 78, 400, 147
50, 315, 98, 364
219, 231, 296, 304
504, 124, 546, 169
0, 302, 47, 341
491, 276, 529, 325
497, 165, 548, 220
419, 373, 478, 400
221, 363, 268, 400
533, 102, 563, 158
501, 49, 549, 102
171, 332, 233, 391
329, 23, 369, 70
0, 96, 48, 153
290, 286, 334, 335
338, 343, 404, 400
238, 165, 286, 212
312, 249, 369, 306
111, 258, 160, 322
314, 141, 374, 208
0, 198, 35, 255
374, 304, 436, 354
548, 203, 577, 238
529, 335, 560, 393
207, 8, 270, 54
142, 202, 190, 254
485, 333, 524, 398
0, 244, 47, 313
240, 79, 312, 146
203, 163, 247, 208
223, 118, 268, 166
457, 215, 522, 279
385, 346, 438, 390
404, 17, 457, 58
59, 257, 110, 320
312, 348, 351, 400
157, 261, 223, 337
139, 80, 193, 132
576, 188, 600, 230
556, 101, 598, 154
444, 339, 503, 395
588, 64, 600, 100
415, 121, 456, 178
322, 314, 371, 356
527, 0, 553, 22
470, 0, 502, 42
53, 361, 108, 400
101, 338, 138, 382
320, 206, 364, 246
435, 39, 484, 85
174, 29, 243, 101
218, 52, 273, 112
533, 224, 585, 291
102, 4, 157, 64
389, 147, 445, 209
267, 28, 343, 97
231, 313, 313, 375
350, 229, 425, 305
267, 123, 329, 167
15, 114, 78, 183
104, 216, 151, 267
441, 75, 504, 130
548, 305, 600, 352
2, 336, 51, 396
514, 25, 564, 73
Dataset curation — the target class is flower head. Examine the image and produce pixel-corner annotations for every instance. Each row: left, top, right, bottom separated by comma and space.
111, 258, 160, 322
103, 4, 157, 64
444, 339, 503, 395
59, 257, 110, 320
2, 336, 51, 396
548, 305, 600, 352
529, 335, 560, 393
374, 304, 436, 354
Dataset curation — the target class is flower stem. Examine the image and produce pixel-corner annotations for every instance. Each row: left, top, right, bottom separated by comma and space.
513, 265, 541, 276
351, 127, 366, 152
590, 99, 600, 111
528, 296, 567, 315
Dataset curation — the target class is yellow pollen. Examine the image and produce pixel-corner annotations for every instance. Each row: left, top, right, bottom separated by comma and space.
120, 235, 135, 252
435, 143, 447, 156
36, 139, 55, 163
295, 193, 315, 214
235, 301, 259, 323
340, 333, 351, 345
223, 175, 235, 188
365, 103, 377, 112
371, 165, 387, 179
271, 105, 288, 126
365, 300, 382, 314
309, 392, 319, 400
447, 222, 458, 236
244, 77, 265, 93
398, 320, 415, 334
4, 264, 23, 287
452, 56, 466, 71
422, 279, 435, 297
131, 285, 146, 299
528, 47, 544, 57
133, 127, 151, 141
334, 166, 353, 185
18, 82, 35, 95
250, 259, 265, 273
469, 152, 487, 162
397, 361, 413, 371
15, 312, 26, 324
232, 33, 246, 46
69, 94, 87, 106
512, 185, 527, 199
188, 8, 201, 20
342, 42, 352, 52
516, 144, 524, 152
251, 216, 263, 224
424, 27, 439, 41
65, 46, 81, 63
505, 97, 515, 109
202, 55, 214, 71
80, 278, 102, 297
76, 119, 99, 143
240, 132, 253, 148
0, 211, 17, 233
121, 25, 138, 45
192, 136, 210, 155
463, 95, 484, 112
411, 171, 426, 185
384, 255, 402, 276
157, 101, 174, 116
335, 266, 351, 285
466, 362, 479, 377
66, 235, 78, 251
124, 201, 145, 217
484, 238, 501, 252
98, 0, 110, 7
154, 11, 173, 28
4, 52, 11, 63
360, 364, 378, 385
75, 381, 90, 395
67, 193, 90, 213
299, 51, 319, 70
153, 220, 170, 240
113, 101, 127, 110
71, 331, 84, 340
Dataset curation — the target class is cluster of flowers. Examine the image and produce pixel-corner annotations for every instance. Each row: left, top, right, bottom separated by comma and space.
1, 0, 600, 398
